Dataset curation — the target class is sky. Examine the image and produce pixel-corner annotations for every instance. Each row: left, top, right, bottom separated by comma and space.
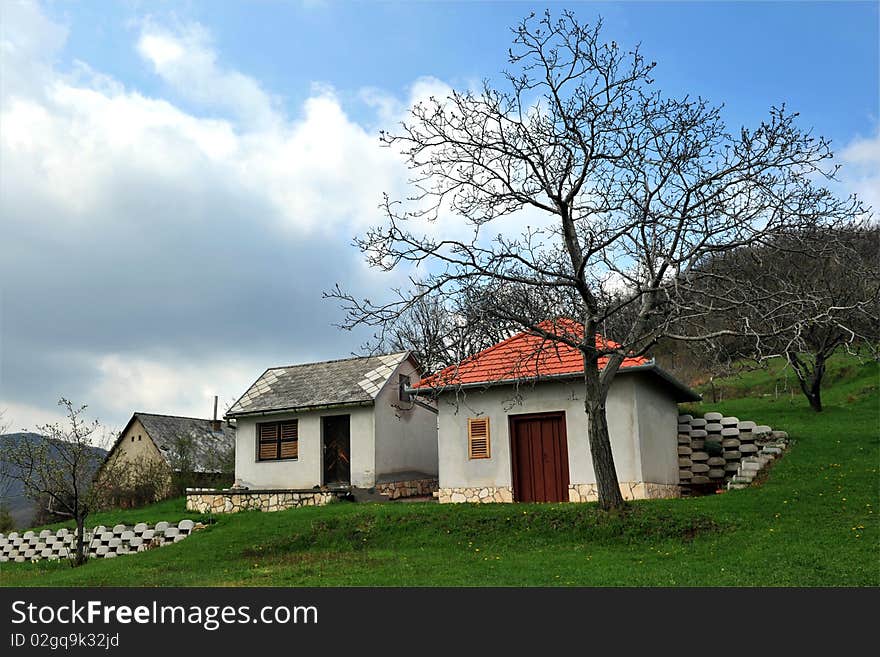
1, 0, 878, 434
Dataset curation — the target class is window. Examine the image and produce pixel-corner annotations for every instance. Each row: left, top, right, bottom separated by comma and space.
399, 374, 411, 402
468, 417, 490, 459
131, 436, 134, 442
258, 420, 298, 461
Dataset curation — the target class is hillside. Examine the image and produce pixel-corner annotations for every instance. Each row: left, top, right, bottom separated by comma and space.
0, 433, 107, 529
2, 357, 877, 586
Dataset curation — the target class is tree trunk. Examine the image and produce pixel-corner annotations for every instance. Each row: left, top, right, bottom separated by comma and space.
789, 351, 825, 412
74, 515, 87, 566
583, 357, 625, 511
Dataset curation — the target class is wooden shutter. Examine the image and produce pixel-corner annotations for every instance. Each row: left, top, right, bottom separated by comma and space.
468, 417, 490, 459
259, 423, 279, 460
279, 420, 298, 459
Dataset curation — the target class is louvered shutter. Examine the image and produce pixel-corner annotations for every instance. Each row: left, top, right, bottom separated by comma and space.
259, 423, 279, 460
468, 417, 490, 459
279, 420, 298, 459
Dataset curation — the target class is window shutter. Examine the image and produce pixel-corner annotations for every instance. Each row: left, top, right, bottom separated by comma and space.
468, 417, 490, 459
259, 423, 279, 460
279, 420, 298, 459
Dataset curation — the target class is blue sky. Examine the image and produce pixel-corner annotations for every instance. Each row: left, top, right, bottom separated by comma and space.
1, 1, 878, 434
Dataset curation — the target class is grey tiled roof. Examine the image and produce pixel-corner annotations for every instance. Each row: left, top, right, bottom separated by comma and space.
134, 413, 235, 473
227, 352, 409, 417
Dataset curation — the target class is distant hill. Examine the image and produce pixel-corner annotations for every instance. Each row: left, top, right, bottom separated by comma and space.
0, 433, 107, 530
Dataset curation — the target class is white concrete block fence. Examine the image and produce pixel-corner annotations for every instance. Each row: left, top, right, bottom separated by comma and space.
0, 519, 205, 563
677, 412, 789, 493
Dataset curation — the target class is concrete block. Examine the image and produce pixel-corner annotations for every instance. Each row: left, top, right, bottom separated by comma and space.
706, 423, 723, 433
721, 438, 741, 448
691, 476, 711, 484
704, 412, 723, 422
721, 417, 739, 427
738, 420, 756, 431
691, 452, 709, 462
678, 414, 694, 423
39, 530, 52, 538
163, 527, 180, 539
133, 523, 148, 534
689, 429, 708, 439
678, 434, 692, 444
154, 521, 170, 533
771, 431, 789, 441
691, 463, 710, 473
691, 439, 705, 450
739, 444, 759, 454
707, 457, 726, 467
678, 470, 692, 479
678, 424, 692, 434
690, 418, 707, 428
112, 524, 127, 535
721, 427, 740, 437
678, 446, 692, 455
678, 458, 693, 467
708, 469, 725, 479
725, 462, 740, 472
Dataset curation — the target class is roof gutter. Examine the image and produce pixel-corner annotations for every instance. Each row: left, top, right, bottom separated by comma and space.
226, 399, 375, 420
407, 362, 701, 403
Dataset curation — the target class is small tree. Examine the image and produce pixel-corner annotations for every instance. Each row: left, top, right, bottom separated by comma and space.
3, 399, 106, 565
329, 11, 863, 510
685, 225, 879, 411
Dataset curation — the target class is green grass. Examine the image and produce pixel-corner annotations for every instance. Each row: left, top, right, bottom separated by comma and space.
3, 357, 877, 586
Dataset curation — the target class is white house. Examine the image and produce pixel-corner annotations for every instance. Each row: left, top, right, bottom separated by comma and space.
410, 323, 700, 504
225, 352, 438, 496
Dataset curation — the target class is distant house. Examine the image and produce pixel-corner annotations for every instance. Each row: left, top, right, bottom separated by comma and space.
411, 323, 700, 504
225, 352, 437, 495
100, 412, 236, 500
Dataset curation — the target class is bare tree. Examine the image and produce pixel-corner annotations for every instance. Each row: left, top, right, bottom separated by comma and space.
328, 11, 864, 510
3, 399, 106, 565
684, 225, 879, 411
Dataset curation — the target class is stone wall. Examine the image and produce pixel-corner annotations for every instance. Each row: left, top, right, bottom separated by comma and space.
374, 477, 438, 500
185, 488, 342, 514
569, 482, 681, 502
0, 520, 202, 563
677, 413, 789, 492
438, 486, 514, 503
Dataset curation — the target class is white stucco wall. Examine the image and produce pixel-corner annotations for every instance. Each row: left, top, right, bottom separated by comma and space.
373, 359, 439, 477
234, 405, 375, 489
436, 374, 677, 492
633, 376, 680, 485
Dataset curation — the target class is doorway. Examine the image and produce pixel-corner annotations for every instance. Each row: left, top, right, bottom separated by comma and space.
322, 415, 351, 486
509, 412, 569, 502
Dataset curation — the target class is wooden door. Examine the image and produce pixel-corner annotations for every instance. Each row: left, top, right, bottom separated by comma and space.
510, 412, 569, 502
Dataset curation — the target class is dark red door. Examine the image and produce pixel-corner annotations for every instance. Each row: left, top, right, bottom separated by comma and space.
510, 412, 570, 502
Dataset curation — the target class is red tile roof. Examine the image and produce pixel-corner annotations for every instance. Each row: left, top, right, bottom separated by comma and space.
414, 319, 648, 389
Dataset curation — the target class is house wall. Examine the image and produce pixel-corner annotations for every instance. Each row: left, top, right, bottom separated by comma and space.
634, 377, 681, 486
435, 374, 680, 502
99, 417, 173, 499
437, 379, 640, 490
373, 359, 439, 478
233, 405, 376, 489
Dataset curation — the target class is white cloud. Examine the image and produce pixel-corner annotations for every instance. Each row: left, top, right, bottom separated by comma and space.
136, 20, 280, 130
839, 129, 880, 213
89, 353, 257, 422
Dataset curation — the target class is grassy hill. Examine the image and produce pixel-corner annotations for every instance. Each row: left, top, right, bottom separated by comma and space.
2, 357, 877, 586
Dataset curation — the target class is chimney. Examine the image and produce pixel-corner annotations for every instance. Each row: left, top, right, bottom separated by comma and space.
211, 395, 221, 432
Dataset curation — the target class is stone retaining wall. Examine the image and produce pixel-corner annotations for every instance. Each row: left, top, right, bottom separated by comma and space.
569, 482, 681, 502
374, 477, 438, 500
676, 413, 789, 492
186, 488, 342, 513
0, 520, 202, 563
438, 486, 514, 503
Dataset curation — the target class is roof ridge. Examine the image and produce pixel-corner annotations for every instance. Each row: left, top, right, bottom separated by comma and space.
135, 412, 216, 422
266, 351, 408, 372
